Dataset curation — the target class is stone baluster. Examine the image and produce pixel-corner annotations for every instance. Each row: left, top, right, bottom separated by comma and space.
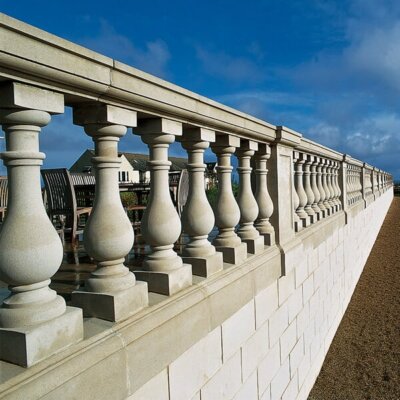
370, 170, 373, 196
348, 165, 354, 205
363, 164, 368, 201
179, 127, 223, 277
353, 167, 358, 202
371, 168, 376, 199
355, 166, 359, 202
254, 143, 275, 244
292, 152, 302, 232
0, 82, 83, 367
346, 165, 351, 205
368, 169, 373, 198
316, 158, 327, 218
72, 104, 148, 320
133, 118, 192, 295
357, 167, 363, 202
357, 167, 362, 201
294, 153, 310, 227
211, 134, 247, 264
303, 154, 317, 223
334, 161, 342, 210
236, 140, 264, 254
378, 170, 381, 195
327, 160, 336, 211
310, 156, 321, 219
361, 165, 367, 205
331, 161, 339, 211
322, 159, 332, 214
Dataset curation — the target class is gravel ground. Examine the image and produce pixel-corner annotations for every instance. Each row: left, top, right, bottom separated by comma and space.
309, 196, 400, 400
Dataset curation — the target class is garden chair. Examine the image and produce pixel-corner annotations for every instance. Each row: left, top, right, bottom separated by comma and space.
41, 168, 92, 247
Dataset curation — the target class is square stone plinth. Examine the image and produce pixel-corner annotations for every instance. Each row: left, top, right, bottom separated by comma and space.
301, 216, 311, 228
322, 207, 331, 216
72, 281, 148, 322
294, 220, 303, 232
243, 235, 265, 254
261, 231, 275, 246
309, 214, 318, 224
135, 264, 192, 296
183, 252, 223, 277
0, 306, 83, 367
319, 209, 328, 219
215, 242, 247, 265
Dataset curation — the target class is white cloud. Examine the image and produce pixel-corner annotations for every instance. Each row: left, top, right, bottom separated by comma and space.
307, 112, 400, 167
308, 123, 342, 149
290, 0, 400, 104
196, 47, 266, 83
81, 19, 170, 78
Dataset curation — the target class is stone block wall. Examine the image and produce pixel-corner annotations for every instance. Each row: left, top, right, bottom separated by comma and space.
127, 190, 393, 400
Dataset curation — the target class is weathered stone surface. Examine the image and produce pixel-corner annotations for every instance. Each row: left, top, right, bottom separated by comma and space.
72, 281, 148, 322
0, 307, 83, 367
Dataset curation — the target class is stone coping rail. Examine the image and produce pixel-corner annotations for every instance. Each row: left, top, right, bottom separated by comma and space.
0, 12, 394, 399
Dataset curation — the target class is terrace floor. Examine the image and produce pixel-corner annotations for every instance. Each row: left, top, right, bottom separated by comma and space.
309, 196, 400, 400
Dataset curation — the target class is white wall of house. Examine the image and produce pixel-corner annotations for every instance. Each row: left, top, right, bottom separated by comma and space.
118, 155, 139, 183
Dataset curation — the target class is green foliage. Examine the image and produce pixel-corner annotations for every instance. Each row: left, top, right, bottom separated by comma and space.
120, 192, 137, 208
206, 181, 240, 208
232, 181, 239, 197
206, 186, 218, 208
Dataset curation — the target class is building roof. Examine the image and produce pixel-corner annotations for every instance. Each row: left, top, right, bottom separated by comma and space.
71, 149, 187, 172
120, 152, 187, 171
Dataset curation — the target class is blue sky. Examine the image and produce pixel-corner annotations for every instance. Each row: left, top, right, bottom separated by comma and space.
1, 0, 399, 178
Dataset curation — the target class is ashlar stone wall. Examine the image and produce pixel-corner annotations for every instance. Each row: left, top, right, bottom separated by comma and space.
127, 190, 393, 400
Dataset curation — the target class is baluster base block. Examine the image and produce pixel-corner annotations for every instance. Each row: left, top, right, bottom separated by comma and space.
0, 307, 83, 368
319, 209, 328, 219
295, 220, 303, 232
242, 236, 265, 255
72, 282, 148, 322
215, 242, 247, 264
301, 216, 311, 228
135, 264, 192, 296
261, 231, 275, 246
309, 214, 318, 224
183, 252, 223, 278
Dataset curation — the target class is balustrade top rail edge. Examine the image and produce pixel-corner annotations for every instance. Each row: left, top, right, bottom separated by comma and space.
0, 12, 390, 166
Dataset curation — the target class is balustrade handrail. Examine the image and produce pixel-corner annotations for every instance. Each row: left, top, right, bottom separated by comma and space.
297, 136, 343, 160
0, 13, 276, 144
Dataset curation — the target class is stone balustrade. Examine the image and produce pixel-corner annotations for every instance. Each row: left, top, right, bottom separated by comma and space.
292, 151, 343, 232
0, 13, 395, 400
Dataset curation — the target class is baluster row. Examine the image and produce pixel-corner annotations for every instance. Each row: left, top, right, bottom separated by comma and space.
293, 152, 341, 231
347, 164, 363, 206
363, 165, 373, 202
0, 82, 392, 368
0, 83, 279, 366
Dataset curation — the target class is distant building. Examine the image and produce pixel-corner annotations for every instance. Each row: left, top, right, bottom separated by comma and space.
70, 149, 188, 184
